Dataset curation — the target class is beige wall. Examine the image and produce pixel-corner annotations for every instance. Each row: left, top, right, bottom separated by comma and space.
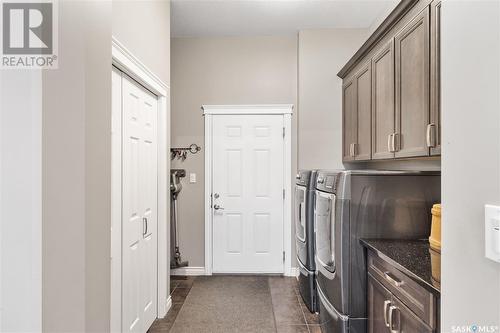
113, 0, 171, 85
41, 1, 171, 331
171, 36, 298, 267
298, 29, 369, 170
441, 0, 500, 330
42, 1, 111, 331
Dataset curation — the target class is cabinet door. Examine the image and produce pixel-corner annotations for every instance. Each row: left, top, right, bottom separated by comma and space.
343, 79, 357, 162
430, 0, 441, 155
390, 296, 434, 333
394, 7, 430, 158
355, 62, 372, 161
371, 40, 395, 160
368, 274, 391, 333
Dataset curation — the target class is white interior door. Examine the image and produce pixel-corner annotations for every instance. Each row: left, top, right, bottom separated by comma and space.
121, 73, 158, 333
212, 115, 284, 273
111, 67, 122, 333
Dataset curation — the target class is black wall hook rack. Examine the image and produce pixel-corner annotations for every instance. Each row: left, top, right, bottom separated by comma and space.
170, 144, 201, 160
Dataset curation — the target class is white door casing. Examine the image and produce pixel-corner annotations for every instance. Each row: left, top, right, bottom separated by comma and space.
204, 105, 293, 275
122, 74, 158, 333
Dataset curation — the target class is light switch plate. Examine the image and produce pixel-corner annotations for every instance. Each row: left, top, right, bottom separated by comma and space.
485, 205, 500, 263
189, 173, 196, 183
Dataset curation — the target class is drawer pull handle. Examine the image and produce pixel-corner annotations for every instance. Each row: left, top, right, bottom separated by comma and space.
384, 271, 403, 287
383, 300, 391, 327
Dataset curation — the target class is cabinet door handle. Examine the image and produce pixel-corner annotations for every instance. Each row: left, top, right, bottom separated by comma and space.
392, 133, 399, 152
387, 134, 394, 152
426, 123, 437, 148
384, 271, 403, 287
388, 305, 400, 333
352, 143, 357, 157
143, 217, 148, 237
383, 300, 391, 327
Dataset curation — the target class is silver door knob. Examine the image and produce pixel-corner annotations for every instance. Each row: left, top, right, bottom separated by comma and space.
213, 204, 224, 210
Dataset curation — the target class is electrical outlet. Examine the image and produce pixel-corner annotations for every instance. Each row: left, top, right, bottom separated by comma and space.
189, 173, 196, 183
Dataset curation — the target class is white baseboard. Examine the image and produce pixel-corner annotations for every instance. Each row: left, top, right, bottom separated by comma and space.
171, 266, 299, 277
285, 267, 299, 277
165, 296, 172, 315
171, 266, 206, 276
158, 296, 172, 319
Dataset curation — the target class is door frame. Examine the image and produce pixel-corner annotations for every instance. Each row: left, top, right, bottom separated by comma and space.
111, 37, 170, 332
202, 105, 293, 276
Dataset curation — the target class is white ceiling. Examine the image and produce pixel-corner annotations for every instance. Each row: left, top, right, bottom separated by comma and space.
171, 0, 398, 38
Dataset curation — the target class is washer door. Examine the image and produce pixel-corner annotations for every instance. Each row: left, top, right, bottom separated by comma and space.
314, 190, 336, 279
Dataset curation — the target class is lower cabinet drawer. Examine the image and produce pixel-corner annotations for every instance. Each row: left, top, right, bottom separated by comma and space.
368, 252, 437, 328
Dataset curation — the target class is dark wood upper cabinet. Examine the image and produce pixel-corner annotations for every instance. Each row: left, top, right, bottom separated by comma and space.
394, 7, 430, 158
371, 41, 395, 160
342, 62, 372, 162
355, 62, 372, 160
342, 79, 357, 162
339, 0, 441, 163
430, 0, 441, 155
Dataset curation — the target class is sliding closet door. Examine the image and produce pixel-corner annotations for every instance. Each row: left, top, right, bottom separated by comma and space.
122, 73, 158, 333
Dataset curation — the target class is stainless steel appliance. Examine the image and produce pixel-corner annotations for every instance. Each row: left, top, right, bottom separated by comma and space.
314, 170, 440, 333
295, 170, 318, 312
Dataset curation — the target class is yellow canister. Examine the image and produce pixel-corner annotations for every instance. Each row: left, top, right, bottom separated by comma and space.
429, 204, 441, 251
430, 247, 441, 287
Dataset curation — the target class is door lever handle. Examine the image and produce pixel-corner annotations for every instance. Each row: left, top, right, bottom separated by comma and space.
213, 204, 224, 210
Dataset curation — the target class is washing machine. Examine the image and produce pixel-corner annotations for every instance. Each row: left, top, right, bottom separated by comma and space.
295, 170, 318, 313
314, 170, 440, 333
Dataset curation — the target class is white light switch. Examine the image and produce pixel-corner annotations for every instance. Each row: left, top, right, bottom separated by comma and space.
189, 173, 196, 183
485, 205, 500, 263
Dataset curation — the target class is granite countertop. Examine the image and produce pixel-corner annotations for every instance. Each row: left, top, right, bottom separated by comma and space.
360, 239, 440, 295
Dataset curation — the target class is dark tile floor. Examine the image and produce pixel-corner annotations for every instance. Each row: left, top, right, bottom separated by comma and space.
149, 275, 320, 333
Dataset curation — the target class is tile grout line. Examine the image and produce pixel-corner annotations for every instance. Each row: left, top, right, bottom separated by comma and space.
295, 289, 311, 333
268, 277, 280, 333
168, 278, 195, 332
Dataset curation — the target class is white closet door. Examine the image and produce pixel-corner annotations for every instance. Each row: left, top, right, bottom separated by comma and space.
111, 67, 122, 333
122, 74, 158, 333
212, 115, 284, 273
